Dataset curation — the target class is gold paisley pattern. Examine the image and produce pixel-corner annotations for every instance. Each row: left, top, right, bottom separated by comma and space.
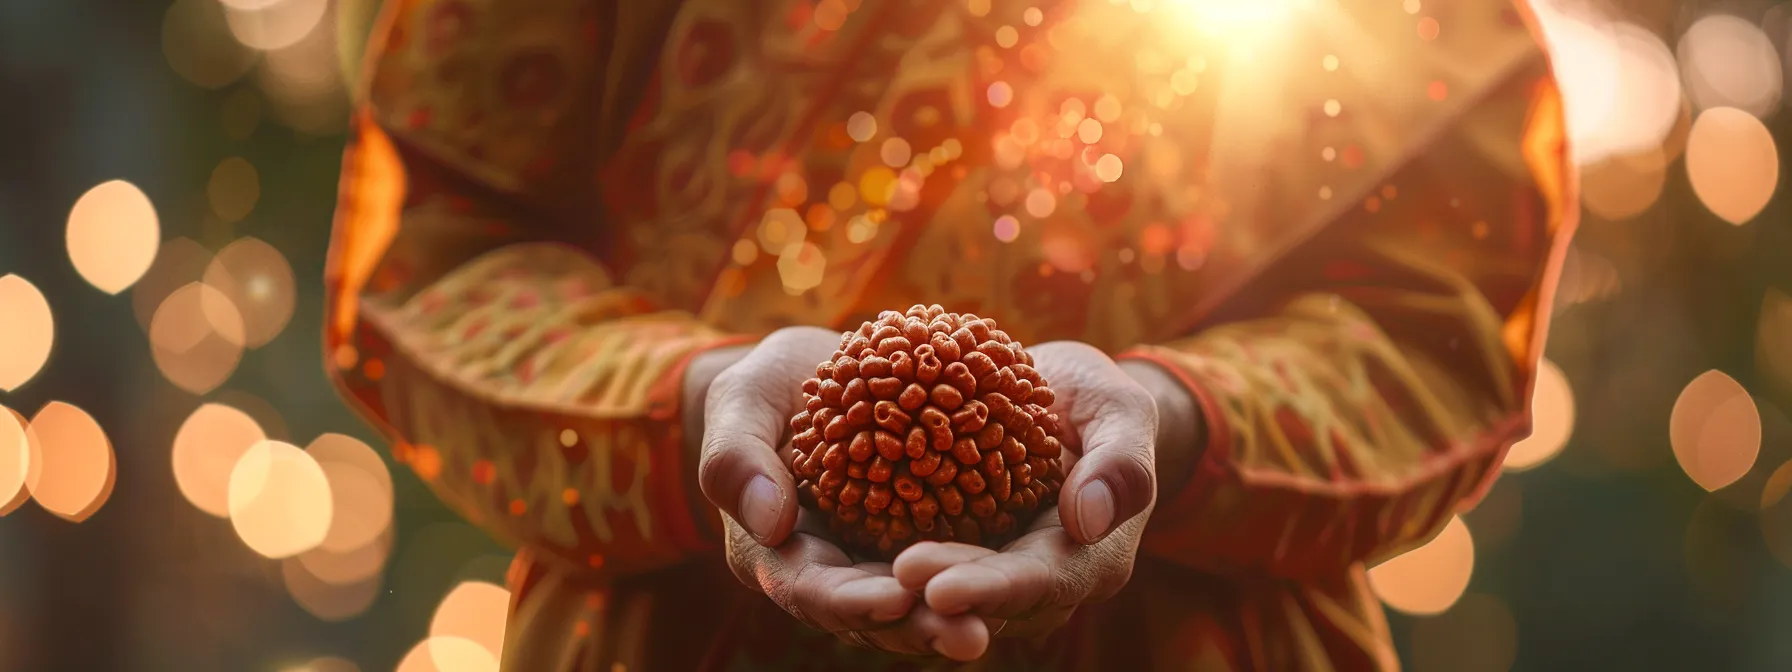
324, 0, 1574, 669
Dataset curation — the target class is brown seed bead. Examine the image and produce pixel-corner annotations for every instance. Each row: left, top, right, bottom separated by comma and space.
1006, 406, 1034, 436
869, 377, 903, 399
961, 351, 997, 382
873, 431, 904, 461
915, 345, 944, 385
926, 459, 959, 486
950, 401, 988, 433
805, 395, 825, 413
1004, 377, 1033, 404
914, 514, 936, 532
898, 383, 928, 411
824, 414, 851, 441
1037, 435, 1063, 459
887, 498, 907, 519
869, 456, 894, 483
861, 356, 893, 378
970, 491, 998, 518
798, 453, 823, 479
910, 449, 942, 477
921, 407, 953, 450
930, 384, 965, 411
955, 468, 986, 495
871, 325, 901, 343
893, 473, 923, 501
1030, 386, 1055, 408
976, 340, 1014, 368
902, 319, 927, 344
864, 513, 888, 536
845, 400, 874, 428
875, 336, 912, 358
822, 442, 848, 471
1022, 425, 1047, 452
982, 392, 1014, 422
888, 516, 914, 541
973, 422, 1004, 452
818, 470, 846, 493
844, 336, 871, 356
843, 378, 871, 407
999, 436, 1026, 464
943, 362, 977, 398
816, 361, 836, 381
951, 437, 982, 466
847, 462, 867, 479
890, 350, 915, 381
929, 331, 961, 362
953, 516, 981, 545
815, 491, 837, 511
867, 482, 893, 511
812, 407, 838, 432
965, 319, 991, 341
984, 455, 1011, 502
978, 368, 1016, 397
833, 357, 859, 383
938, 485, 965, 515
873, 401, 911, 433
1011, 461, 1032, 486
840, 479, 868, 506
801, 378, 820, 396
793, 428, 823, 453
1016, 486, 1037, 511
914, 492, 941, 520
790, 410, 813, 433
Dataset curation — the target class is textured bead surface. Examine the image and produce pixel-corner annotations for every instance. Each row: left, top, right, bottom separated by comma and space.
789, 304, 1067, 558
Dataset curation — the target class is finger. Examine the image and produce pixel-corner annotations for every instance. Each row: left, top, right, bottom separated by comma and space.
727, 517, 917, 631
921, 532, 1067, 618
700, 367, 800, 545
989, 606, 1075, 640
891, 541, 997, 591
1059, 379, 1157, 545
852, 605, 990, 661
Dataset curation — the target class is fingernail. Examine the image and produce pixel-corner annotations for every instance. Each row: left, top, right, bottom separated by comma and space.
1076, 480, 1115, 542
740, 475, 782, 542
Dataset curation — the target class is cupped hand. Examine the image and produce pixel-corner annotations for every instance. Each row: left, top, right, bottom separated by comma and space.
891, 341, 1160, 648
696, 326, 990, 659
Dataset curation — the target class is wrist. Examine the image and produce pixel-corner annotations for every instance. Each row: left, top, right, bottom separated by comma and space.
1117, 359, 1204, 499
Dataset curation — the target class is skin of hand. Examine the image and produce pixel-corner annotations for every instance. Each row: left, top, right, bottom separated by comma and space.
886, 342, 1202, 654
690, 327, 992, 660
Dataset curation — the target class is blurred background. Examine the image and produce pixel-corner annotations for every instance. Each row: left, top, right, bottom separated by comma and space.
0, 0, 1788, 670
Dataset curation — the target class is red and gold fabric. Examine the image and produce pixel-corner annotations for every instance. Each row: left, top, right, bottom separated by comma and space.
324, 0, 1575, 669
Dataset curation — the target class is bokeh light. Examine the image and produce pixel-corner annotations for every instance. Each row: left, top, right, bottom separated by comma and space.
1505, 358, 1574, 471
65, 180, 160, 295
23, 402, 116, 522
204, 237, 296, 348
430, 581, 510, 666
172, 403, 268, 518
1758, 289, 1792, 390
1684, 106, 1779, 225
1368, 516, 1475, 615
1677, 14, 1783, 118
289, 657, 360, 672
306, 433, 393, 554
0, 407, 31, 517
282, 556, 381, 622
225, 0, 328, 51
228, 440, 334, 558
208, 157, 261, 223
1670, 370, 1761, 492
397, 637, 497, 672
131, 237, 212, 333
0, 274, 54, 392
1578, 149, 1667, 221
1535, 12, 1682, 164
162, 0, 257, 89
149, 282, 246, 394
298, 527, 393, 586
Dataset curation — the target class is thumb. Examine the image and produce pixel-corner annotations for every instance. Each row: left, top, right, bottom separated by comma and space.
1058, 386, 1158, 545
699, 368, 801, 546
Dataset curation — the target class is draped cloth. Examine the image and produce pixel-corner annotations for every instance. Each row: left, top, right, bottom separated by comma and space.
323, 0, 1574, 669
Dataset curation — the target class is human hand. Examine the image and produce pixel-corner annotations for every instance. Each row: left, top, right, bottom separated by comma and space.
696, 326, 991, 659
891, 341, 1160, 650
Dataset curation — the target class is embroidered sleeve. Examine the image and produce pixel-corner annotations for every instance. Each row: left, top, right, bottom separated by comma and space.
324, 0, 744, 577
1120, 75, 1574, 579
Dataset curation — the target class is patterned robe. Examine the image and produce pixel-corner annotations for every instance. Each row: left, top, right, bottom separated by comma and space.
323, 0, 1575, 669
